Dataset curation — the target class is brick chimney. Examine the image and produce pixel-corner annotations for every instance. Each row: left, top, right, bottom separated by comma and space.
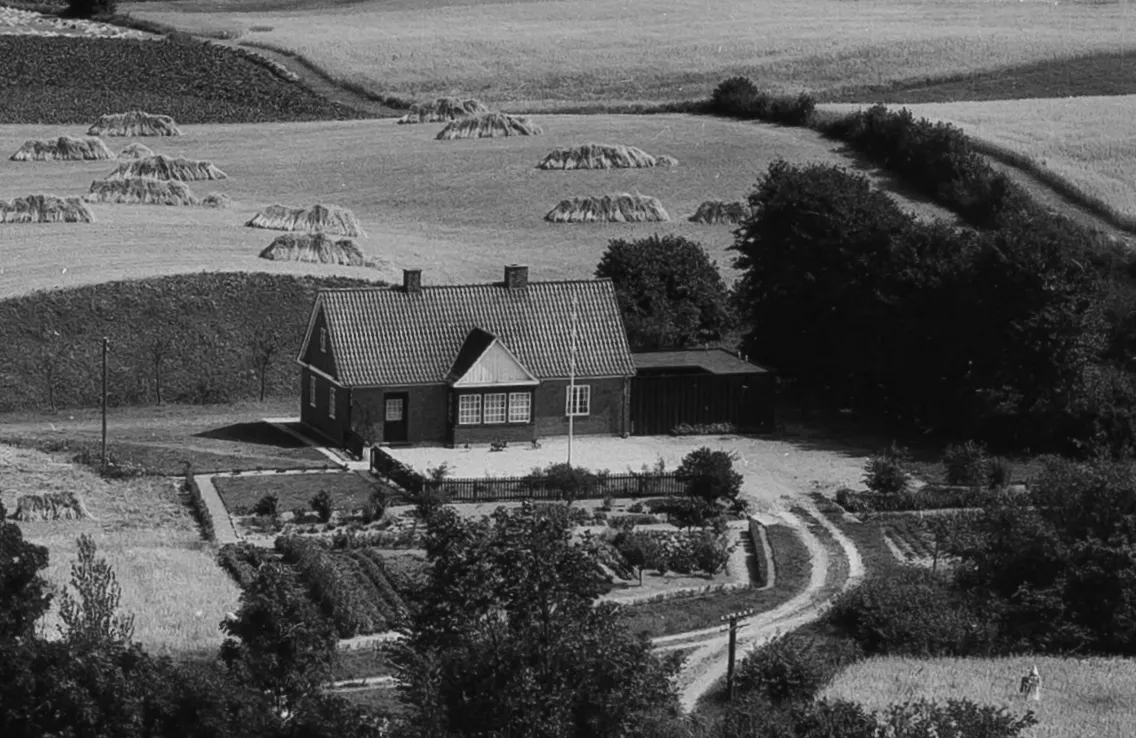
504, 264, 529, 290
403, 268, 422, 294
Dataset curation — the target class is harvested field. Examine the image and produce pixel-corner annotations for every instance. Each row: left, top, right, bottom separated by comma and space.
545, 193, 670, 223
10, 136, 113, 162
104, 154, 228, 182
3, 444, 240, 656
85, 178, 201, 206
688, 200, 749, 225
0, 35, 364, 125
89, 110, 182, 138
0, 194, 93, 223
823, 95, 1136, 225
260, 232, 371, 266
124, 0, 1136, 106
436, 112, 541, 140
825, 655, 1136, 738
119, 142, 155, 159
398, 96, 488, 124
537, 143, 674, 170
247, 203, 365, 237
0, 115, 955, 299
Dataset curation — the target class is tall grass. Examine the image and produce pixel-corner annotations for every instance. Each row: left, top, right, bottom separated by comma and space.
127, 0, 1136, 105
823, 655, 1136, 738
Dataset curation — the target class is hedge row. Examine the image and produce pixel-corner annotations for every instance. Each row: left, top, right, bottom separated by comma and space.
216, 542, 271, 589
835, 485, 1026, 513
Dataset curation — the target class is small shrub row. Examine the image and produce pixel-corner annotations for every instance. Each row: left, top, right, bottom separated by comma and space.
216, 542, 271, 589
835, 485, 1024, 513
708, 76, 816, 126
370, 448, 426, 495
275, 535, 391, 637
607, 528, 734, 581
670, 421, 738, 436
326, 526, 423, 550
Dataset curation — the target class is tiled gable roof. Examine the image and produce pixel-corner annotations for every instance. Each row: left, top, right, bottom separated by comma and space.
308, 279, 636, 387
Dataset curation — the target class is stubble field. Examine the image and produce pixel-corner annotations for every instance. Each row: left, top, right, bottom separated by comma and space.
122, 0, 1136, 107
0, 114, 952, 298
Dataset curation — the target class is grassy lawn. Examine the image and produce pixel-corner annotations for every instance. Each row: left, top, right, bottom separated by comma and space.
213, 470, 384, 515
334, 645, 397, 681
824, 655, 1136, 738
124, 0, 1134, 106
621, 522, 811, 639
5, 444, 240, 657
809, 493, 900, 577
0, 406, 330, 474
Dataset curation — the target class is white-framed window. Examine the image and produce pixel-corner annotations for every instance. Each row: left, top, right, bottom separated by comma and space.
309, 375, 317, 408
565, 385, 591, 417
329, 386, 336, 419
458, 394, 481, 425
385, 397, 404, 422
320, 327, 327, 353
508, 392, 532, 423
483, 393, 507, 424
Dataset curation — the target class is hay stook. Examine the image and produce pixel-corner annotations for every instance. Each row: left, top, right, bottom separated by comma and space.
398, 97, 489, 124
104, 155, 227, 182
10, 136, 114, 162
537, 143, 677, 170
688, 200, 751, 225
436, 112, 542, 140
85, 178, 200, 206
14, 492, 89, 521
0, 194, 94, 223
545, 193, 670, 223
118, 142, 155, 159
246, 203, 365, 237
88, 110, 182, 137
259, 232, 376, 267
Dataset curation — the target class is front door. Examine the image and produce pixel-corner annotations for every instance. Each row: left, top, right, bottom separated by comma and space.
383, 392, 409, 444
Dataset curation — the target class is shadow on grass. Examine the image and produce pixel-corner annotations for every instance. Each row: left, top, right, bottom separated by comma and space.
195, 421, 308, 449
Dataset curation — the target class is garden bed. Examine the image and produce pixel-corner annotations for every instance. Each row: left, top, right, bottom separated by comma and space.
214, 470, 385, 516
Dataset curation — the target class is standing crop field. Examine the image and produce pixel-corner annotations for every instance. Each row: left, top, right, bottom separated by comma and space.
5, 444, 240, 657
124, 0, 1136, 106
824, 655, 1136, 738
823, 95, 1136, 226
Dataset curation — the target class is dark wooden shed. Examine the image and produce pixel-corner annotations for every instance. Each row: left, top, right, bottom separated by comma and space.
629, 349, 775, 436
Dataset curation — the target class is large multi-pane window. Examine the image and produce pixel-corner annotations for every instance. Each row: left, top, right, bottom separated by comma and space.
483, 393, 507, 424
458, 394, 482, 425
508, 392, 531, 423
565, 385, 591, 416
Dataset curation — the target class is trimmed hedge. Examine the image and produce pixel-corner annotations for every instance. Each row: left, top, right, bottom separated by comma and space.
216, 542, 271, 589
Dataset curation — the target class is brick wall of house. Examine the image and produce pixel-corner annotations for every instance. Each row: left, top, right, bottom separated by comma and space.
533, 377, 628, 439
351, 385, 450, 445
301, 308, 338, 378
300, 367, 349, 445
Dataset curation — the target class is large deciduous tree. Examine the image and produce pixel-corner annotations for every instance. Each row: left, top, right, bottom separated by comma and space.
393, 503, 681, 738
596, 234, 733, 350
0, 497, 51, 643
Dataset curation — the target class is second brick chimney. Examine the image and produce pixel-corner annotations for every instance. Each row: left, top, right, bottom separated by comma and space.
504, 264, 529, 290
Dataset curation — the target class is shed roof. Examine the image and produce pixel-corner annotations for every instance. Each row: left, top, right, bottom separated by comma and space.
632, 349, 770, 375
303, 279, 636, 387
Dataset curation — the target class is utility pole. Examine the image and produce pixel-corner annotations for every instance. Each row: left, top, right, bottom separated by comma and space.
720, 608, 756, 702
101, 336, 109, 470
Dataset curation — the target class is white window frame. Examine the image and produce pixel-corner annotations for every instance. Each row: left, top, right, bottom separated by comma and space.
320, 327, 327, 353
328, 386, 336, 419
457, 394, 481, 426
384, 397, 404, 422
508, 392, 531, 424
483, 393, 507, 424
565, 384, 591, 417
309, 375, 317, 408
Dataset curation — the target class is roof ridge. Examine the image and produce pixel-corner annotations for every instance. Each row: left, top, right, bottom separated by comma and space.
318, 278, 612, 294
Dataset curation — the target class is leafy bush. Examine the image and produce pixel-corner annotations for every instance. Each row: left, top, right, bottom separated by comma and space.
253, 494, 278, 518
834, 485, 1021, 512
877, 699, 1038, 738
707, 76, 816, 126
533, 462, 599, 503
310, 490, 333, 523
360, 489, 387, 524
690, 529, 733, 575
710, 76, 760, 113
676, 446, 743, 505
735, 633, 863, 705
827, 568, 996, 656
216, 543, 271, 589
863, 443, 912, 495
670, 421, 738, 436
943, 441, 989, 486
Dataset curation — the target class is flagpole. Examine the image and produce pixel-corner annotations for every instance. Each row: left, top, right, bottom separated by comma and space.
567, 291, 578, 467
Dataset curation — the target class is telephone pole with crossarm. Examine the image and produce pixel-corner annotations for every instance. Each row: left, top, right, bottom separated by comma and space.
721, 608, 757, 701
